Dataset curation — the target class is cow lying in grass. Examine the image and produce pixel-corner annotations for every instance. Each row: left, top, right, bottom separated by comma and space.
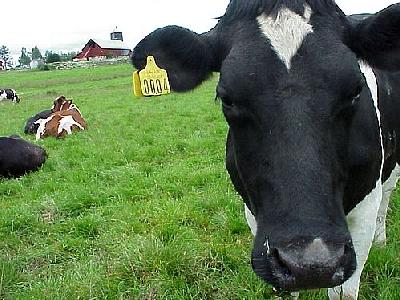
24, 110, 53, 134
131, 0, 400, 299
0, 135, 46, 178
24, 96, 87, 140
0, 89, 20, 103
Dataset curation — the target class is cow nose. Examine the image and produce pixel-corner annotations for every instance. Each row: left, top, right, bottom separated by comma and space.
281, 238, 340, 269
252, 238, 356, 291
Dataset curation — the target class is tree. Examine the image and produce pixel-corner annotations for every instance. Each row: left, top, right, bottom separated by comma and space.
45, 51, 61, 63
60, 52, 77, 62
0, 45, 12, 69
31, 46, 43, 60
19, 47, 31, 66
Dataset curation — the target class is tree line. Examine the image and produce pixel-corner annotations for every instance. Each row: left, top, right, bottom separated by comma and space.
0, 45, 76, 69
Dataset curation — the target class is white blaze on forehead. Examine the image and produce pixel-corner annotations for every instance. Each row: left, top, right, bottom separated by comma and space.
257, 5, 313, 69
57, 115, 84, 135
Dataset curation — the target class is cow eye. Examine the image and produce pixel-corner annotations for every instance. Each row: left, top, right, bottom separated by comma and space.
351, 92, 361, 106
220, 96, 234, 108
335, 86, 362, 119
350, 86, 362, 106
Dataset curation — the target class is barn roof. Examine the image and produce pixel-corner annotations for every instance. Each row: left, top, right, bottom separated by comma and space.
90, 39, 131, 50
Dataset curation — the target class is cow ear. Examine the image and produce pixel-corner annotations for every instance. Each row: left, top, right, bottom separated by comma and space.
347, 4, 400, 71
131, 25, 220, 92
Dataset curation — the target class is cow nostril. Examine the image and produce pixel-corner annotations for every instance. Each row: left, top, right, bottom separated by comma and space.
269, 248, 295, 279
331, 268, 345, 282
344, 241, 354, 254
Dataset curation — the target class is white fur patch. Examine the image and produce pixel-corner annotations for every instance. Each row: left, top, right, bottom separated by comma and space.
329, 62, 384, 300
336, 179, 383, 299
34, 116, 55, 140
257, 5, 313, 69
57, 115, 84, 135
0, 92, 6, 101
244, 204, 257, 236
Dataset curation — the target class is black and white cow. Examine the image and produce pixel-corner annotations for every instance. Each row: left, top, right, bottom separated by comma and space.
131, 1, 400, 299
0, 89, 20, 103
24, 109, 53, 134
0, 135, 47, 178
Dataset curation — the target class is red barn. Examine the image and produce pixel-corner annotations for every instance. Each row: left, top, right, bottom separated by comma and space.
74, 39, 131, 61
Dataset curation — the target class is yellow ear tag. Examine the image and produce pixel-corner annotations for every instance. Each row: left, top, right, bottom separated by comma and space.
133, 56, 171, 97
133, 71, 143, 96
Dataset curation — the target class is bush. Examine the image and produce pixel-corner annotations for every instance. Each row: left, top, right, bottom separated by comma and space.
38, 64, 54, 71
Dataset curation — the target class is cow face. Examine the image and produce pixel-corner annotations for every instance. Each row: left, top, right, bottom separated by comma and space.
13, 91, 21, 103
132, 1, 400, 292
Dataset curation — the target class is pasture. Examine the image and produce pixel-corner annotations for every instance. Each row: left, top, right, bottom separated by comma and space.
0, 63, 399, 299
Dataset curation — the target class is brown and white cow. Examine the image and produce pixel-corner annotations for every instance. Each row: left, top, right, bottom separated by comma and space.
32, 96, 87, 140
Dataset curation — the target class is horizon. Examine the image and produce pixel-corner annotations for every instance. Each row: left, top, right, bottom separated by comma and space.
3, 0, 397, 64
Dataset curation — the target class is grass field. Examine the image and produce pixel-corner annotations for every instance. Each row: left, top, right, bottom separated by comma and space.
0, 64, 399, 299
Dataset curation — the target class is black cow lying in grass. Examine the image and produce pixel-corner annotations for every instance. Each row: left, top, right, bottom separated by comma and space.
24, 110, 53, 134
132, 0, 400, 299
0, 135, 47, 178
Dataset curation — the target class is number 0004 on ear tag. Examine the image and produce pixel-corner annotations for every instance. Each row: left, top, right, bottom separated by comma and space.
133, 56, 171, 97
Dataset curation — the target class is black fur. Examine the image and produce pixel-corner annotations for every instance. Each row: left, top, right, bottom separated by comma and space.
221, 0, 343, 22
132, 26, 218, 92
347, 4, 400, 71
0, 136, 47, 178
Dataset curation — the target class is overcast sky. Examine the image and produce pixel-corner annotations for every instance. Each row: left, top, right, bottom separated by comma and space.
2, 0, 398, 58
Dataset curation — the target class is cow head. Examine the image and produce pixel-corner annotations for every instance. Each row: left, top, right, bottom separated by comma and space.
132, 1, 400, 292
52, 96, 72, 112
14, 94, 20, 103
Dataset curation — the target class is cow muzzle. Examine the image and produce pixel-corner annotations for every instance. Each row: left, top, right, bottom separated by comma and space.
252, 237, 356, 291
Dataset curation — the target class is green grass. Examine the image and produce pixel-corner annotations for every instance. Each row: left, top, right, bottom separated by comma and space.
0, 64, 399, 299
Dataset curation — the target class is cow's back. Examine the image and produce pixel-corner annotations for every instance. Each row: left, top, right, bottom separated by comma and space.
0, 137, 47, 178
